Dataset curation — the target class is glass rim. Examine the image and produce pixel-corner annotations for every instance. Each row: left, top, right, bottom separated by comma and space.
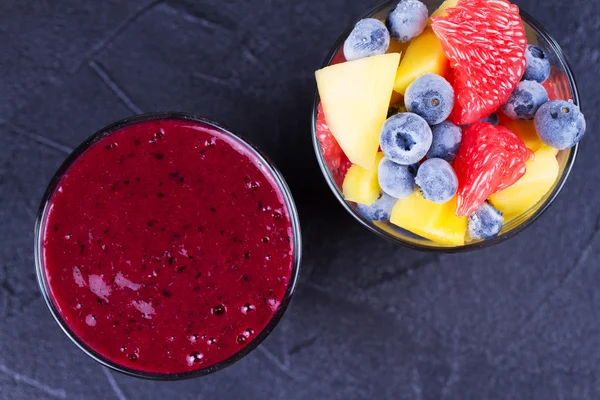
311, 0, 580, 253
34, 111, 303, 380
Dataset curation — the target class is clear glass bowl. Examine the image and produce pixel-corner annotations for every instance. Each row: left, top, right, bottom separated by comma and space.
311, 0, 580, 252
34, 112, 302, 380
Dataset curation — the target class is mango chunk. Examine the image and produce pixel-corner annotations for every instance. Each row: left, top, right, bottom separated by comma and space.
390, 192, 467, 245
429, 0, 459, 24
489, 146, 559, 221
316, 53, 400, 170
389, 90, 404, 107
498, 113, 545, 152
393, 29, 450, 95
343, 153, 385, 205
541, 145, 559, 156
373, 221, 400, 236
387, 39, 410, 57
499, 112, 559, 155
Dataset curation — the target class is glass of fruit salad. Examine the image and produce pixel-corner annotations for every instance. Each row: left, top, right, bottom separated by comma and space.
313, 0, 585, 251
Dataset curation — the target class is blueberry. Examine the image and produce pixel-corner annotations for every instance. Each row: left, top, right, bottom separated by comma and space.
534, 100, 586, 150
380, 112, 432, 165
357, 193, 398, 222
523, 45, 551, 83
467, 202, 504, 240
405, 73, 454, 125
502, 80, 548, 120
427, 121, 462, 162
479, 112, 499, 126
343, 18, 390, 61
414, 158, 458, 204
386, 0, 428, 42
378, 157, 417, 199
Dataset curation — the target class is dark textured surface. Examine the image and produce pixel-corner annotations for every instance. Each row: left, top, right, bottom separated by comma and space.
1, 0, 599, 399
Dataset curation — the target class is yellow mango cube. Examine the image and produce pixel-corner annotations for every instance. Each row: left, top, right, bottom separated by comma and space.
387, 39, 410, 57
316, 53, 400, 170
393, 29, 450, 95
428, 0, 459, 24
390, 192, 467, 246
343, 153, 385, 205
373, 221, 400, 236
489, 146, 559, 221
541, 145, 559, 156
389, 90, 404, 107
499, 114, 546, 152
499, 113, 559, 155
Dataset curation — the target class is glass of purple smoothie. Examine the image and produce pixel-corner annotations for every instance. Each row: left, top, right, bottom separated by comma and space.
35, 112, 301, 380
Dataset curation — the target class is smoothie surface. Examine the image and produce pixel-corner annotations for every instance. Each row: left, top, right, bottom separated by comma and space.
41, 118, 294, 374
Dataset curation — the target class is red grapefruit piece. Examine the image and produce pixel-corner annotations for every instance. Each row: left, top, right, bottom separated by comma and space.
316, 102, 344, 171
432, 0, 527, 125
453, 123, 533, 217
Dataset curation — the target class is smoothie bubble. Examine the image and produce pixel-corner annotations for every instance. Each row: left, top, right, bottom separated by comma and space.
186, 352, 204, 366
211, 304, 226, 316
241, 303, 255, 314
236, 335, 247, 345
85, 314, 97, 326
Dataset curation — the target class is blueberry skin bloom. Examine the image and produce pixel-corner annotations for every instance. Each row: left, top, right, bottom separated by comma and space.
427, 121, 462, 162
343, 18, 391, 61
386, 0, 429, 42
534, 100, 586, 150
414, 158, 458, 204
378, 157, 417, 199
405, 73, 455, 125
502, 80, 549, 120
523, 45, 551, 83
357, 193, 398, 222
467, 202, 504, 240
380, 112, 432, 165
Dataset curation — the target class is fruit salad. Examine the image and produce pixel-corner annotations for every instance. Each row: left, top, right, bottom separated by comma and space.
314, 0, 586, 247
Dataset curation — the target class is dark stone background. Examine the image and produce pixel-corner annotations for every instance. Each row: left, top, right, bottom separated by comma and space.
1, 0, 599, 399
